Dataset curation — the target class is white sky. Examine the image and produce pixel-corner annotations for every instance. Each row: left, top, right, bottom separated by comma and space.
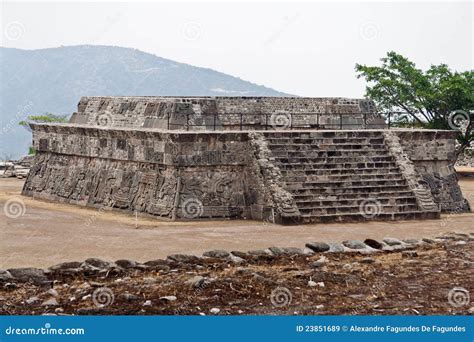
1, 0, 472, 97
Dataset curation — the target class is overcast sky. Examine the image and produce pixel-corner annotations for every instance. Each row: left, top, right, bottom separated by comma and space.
1, 1, 472, 97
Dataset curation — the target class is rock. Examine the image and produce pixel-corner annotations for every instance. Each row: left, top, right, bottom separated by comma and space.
305, 242, 330, 253
268, 247, 285, 256
402, 251, 418, 258
49, 261, 82, 271
342, 240, 367, 250
316, 282, 325, 287
364, 239, 384, 250
360, 257, 375, 264
84, 258, 112, 269
422, 238, 436, 244
210, 308, 220, 314
143, 259, 167, 266
247, 249, 272, 256
143, 300, 152, 306
308, 280, 318, 287
229, 254, 245, 264
160, 296, 177, 301
282, 247, 304, 255
0, 270, 13, 282
55, 307, 64, 313
202, 250, 230, 259
115, 259, 138, 269
26, 296, 40, 304
310, 261, 326, 269
230, 251, 248, 259
121, 293, 140, 302
185, 275, 208, 288
455, 241, 467, 246
403, 238, 420, 245
167, 254, 201, 263
7, 268, 48, 284
46, 289, 59, 297
302, 248, 315, 255
326, 243, 345, 253
383, 237, 404, 246
41, 298, 59, 306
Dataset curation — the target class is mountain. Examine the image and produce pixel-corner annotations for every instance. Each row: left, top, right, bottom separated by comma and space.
0, 45, 289, 158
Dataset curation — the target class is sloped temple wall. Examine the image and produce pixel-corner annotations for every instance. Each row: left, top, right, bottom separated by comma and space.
22, 124, 469, 224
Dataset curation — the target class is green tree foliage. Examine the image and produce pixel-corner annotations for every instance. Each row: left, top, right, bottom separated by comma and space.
19, 113, 68, 128
356, 52, 473, 156
19, 113, 68, 155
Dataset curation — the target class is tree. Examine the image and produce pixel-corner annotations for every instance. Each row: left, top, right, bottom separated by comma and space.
19, 113, 68, 155
355, 52, 473, 157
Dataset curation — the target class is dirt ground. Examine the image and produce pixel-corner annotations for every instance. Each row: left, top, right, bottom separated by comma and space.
1, 240, 472, 315
0, 177, 473, 269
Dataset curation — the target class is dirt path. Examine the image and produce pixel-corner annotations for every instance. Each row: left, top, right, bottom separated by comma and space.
1, 178, 473, 268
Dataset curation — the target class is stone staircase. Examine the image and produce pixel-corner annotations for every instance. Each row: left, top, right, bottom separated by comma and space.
262, 131, 440, 223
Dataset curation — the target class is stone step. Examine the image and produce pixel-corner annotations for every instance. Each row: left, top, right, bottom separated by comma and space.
277, 162, 398, 170
297, 211, 440, 224
290, 184, 413, 195
298, 203, 421, 216
280, 167, 402, 176
285, 178, 408, 190
295, 196, 417, 208
268, 143, 388, 150
292, 190, 416, 201
264, 132, 384, 139
285, 173, 405, 183
275, 156, 394, 163
270, 149, 391, 157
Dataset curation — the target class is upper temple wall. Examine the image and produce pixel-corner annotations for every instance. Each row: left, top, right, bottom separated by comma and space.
68, 96, 383, 130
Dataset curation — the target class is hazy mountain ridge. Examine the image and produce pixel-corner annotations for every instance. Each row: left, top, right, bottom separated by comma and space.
0, 45, 289, 158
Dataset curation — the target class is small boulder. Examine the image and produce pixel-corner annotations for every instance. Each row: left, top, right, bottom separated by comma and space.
230, 251, 248, 259
167, 254, 201, 264
305, 242, 330, 253
160, 296, 177, 301
383, 237, 404, 246
115, 259, 138, 269
364, 239, 384, 250
7, 268, 48, 284
342, 240, 367, 250
326, 243, 345, 253
84, 258, 111, 269
49, 261, 82, 271
281, 247, 304, 255
202, 250, 230, 259
0, 270, 13, 282
41, 298, 59, 306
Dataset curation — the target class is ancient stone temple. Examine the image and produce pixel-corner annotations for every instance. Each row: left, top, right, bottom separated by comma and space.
23, 96, 470, 224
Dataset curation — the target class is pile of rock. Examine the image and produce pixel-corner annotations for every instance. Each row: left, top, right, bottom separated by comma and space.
1, 232, 472, 286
